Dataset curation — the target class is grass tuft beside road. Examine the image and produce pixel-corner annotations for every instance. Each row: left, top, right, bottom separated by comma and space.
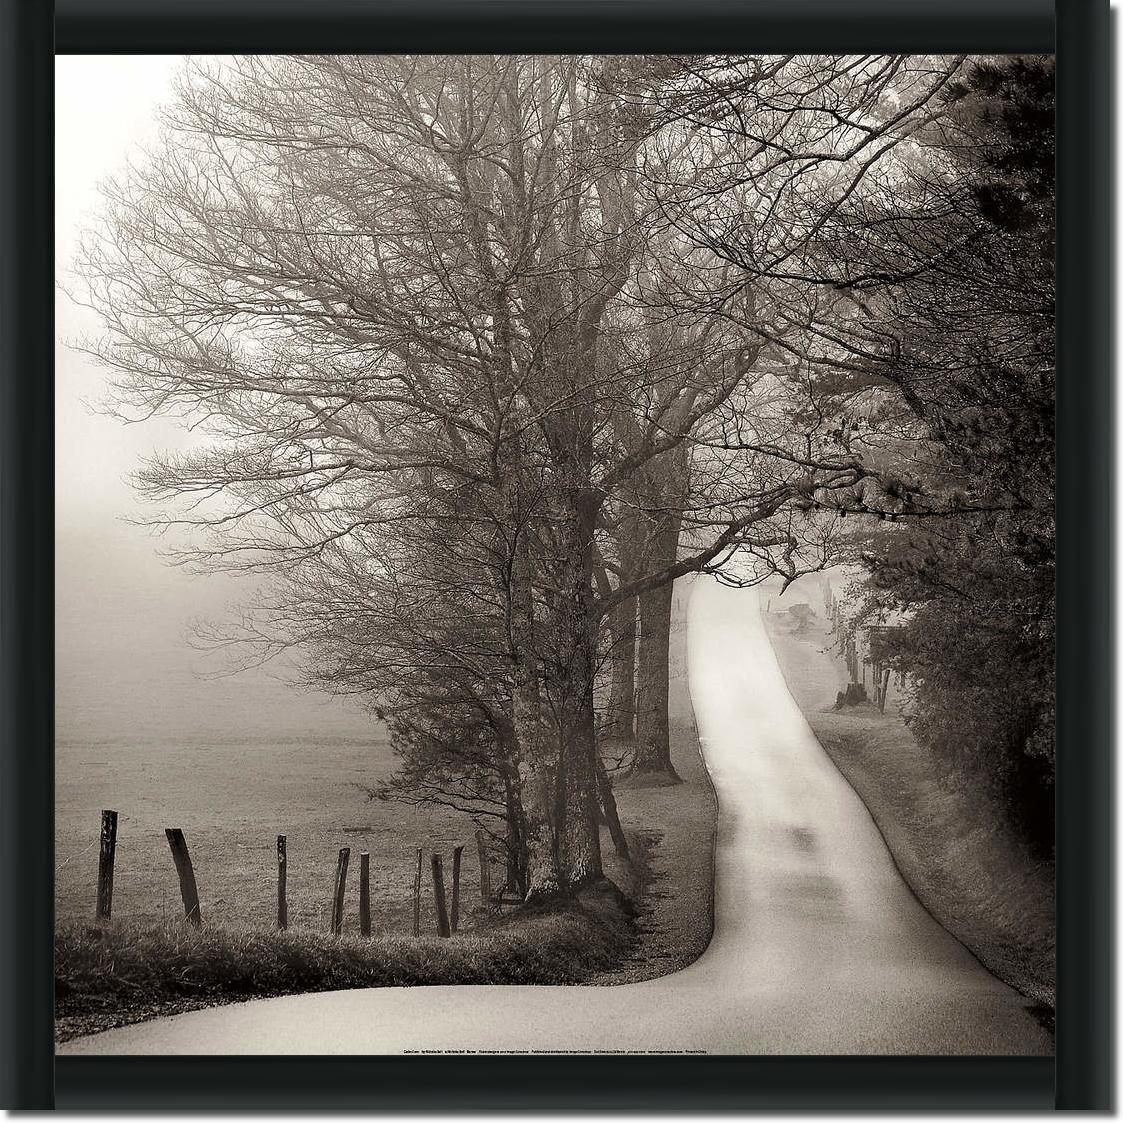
56, 881, 634, 1043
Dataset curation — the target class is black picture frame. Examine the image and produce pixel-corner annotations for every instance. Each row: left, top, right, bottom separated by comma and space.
1, 0, 1108, 1109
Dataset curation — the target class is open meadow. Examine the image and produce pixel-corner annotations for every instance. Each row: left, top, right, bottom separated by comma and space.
55, 732, 488, 938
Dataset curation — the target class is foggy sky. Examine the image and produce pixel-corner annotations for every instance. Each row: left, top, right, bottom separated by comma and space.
55, 57, 373, 743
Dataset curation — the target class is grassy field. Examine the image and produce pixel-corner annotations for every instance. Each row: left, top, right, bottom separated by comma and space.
763, 588, 1055, 1017
56, 732, 487, 939
57, 579, 716, 954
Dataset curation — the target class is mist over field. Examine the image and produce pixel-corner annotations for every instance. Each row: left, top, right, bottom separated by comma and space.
56, 56, 375, 748
56, 525, 374, 744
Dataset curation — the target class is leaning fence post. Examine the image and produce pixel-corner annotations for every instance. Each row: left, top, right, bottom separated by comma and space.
431, 853, 451, 937
164, 828, 202, 927
359, 851, 371, 938
413, 847, 423, 937
475, 829, 492, 902
450, 844, 464, 933
330, 847, 350, 936
276, 835, 288, 930
95, 809, 118, 922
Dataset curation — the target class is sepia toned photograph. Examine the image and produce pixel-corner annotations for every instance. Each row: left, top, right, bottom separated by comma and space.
54, 52, 1055, 1057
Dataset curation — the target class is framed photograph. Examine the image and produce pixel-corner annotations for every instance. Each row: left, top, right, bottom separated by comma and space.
0, 0, 1108, 1110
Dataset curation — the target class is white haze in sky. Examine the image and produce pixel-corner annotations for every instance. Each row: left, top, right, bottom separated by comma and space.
55, 57, 373, 743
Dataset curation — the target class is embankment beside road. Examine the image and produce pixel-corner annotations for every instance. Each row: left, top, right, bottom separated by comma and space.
594, 578, 718, 984
765, 609, 1055, 1020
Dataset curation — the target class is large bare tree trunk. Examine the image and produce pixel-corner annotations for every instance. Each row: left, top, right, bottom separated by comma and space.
502, 771, 528, 897
513, 678, 559, 900
603, 510, 640, 740
554, 493, 605, 892
634, 588, 681, 779
632, 516, 683, 780
605, 594, 638, 739
509, 522, 561, 902
559, 703, 602, 890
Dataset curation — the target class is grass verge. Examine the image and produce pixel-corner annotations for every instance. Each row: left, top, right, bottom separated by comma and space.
765, 608, 1055, 1023
593, 578, 718, 984
56, 880, 634, 1043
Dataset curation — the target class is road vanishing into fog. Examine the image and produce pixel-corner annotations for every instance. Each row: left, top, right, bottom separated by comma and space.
61, 577, 1052, 1057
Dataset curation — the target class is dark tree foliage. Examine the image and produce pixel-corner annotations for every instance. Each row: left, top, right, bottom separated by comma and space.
841, 57, 1055, 854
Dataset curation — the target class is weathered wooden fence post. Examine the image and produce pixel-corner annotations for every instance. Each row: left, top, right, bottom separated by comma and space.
475, 829, 491, 902
359, 851, 371, 938
431, 853, 451, 938
276, 835, 288, 930
164, 828, 202, 927
450, 844, 464, 933
413, 847, 423, 937
95, 809, 118, 922
330, 847, 350, 936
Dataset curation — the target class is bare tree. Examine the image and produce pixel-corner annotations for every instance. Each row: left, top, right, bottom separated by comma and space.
76, 53, 967, 899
